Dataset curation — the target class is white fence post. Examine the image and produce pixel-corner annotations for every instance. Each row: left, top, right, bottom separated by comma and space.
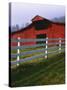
59, 38, 61, 53
45, 37, 48, 59
17, 37, 20, 66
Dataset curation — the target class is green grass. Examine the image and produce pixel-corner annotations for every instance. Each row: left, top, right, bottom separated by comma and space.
10, 52, 65, 87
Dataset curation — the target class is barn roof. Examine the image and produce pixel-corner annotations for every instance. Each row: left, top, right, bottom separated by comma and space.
11, 23, 33, 35
31, 15, 52, 22
32, 15, 45, 22
11, 15, 65, 35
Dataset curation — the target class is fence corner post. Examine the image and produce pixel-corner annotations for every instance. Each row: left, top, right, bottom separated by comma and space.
45, 37, 48, 59
17, 37, 20, 66
59, 38, 61, 53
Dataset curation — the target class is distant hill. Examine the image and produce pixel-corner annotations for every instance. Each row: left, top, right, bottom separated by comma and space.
52, 16, 65, 23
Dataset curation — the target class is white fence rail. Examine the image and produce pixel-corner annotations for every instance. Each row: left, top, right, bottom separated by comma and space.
11, 42, 65, 50
11, 37, 65, 66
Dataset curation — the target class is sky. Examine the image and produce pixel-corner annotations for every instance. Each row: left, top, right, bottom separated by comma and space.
11, 2, 65, 27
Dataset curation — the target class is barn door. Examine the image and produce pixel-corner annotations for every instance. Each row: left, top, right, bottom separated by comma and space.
36, 34, 46, 44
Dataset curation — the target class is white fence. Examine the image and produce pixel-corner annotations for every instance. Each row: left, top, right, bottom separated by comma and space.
11, 37, 65, 66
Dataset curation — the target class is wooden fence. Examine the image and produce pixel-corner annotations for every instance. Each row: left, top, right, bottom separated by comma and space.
11, 37, 65, 67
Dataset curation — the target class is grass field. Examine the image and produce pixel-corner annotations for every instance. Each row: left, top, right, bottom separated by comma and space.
10, 52, 65, 87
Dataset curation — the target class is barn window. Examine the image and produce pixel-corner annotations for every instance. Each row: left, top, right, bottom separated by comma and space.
34, 20, 51, 30
36, 34, 46, 44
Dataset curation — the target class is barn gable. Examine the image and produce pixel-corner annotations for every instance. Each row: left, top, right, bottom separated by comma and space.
32, 15, 45, 22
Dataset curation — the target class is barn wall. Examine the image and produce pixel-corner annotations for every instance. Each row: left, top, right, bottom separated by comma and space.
11, 23, 65, 46
20, 27, 36, 45
47, 23, 65, 44
11, 27, 36, 46
47, 24, 65, 38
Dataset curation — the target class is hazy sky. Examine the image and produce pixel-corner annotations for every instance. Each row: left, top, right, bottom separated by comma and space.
11, 2, 65, 27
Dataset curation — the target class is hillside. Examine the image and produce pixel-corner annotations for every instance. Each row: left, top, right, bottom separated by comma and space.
11, 52, 65, 87
52, 16, 65, 23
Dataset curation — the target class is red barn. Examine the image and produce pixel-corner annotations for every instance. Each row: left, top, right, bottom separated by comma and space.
11, 15, 65, 45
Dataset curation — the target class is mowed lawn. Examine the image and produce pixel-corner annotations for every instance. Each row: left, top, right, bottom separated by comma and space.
10, 52, 65, 87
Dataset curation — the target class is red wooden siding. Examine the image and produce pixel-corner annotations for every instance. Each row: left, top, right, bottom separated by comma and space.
11, 15, 65, 46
